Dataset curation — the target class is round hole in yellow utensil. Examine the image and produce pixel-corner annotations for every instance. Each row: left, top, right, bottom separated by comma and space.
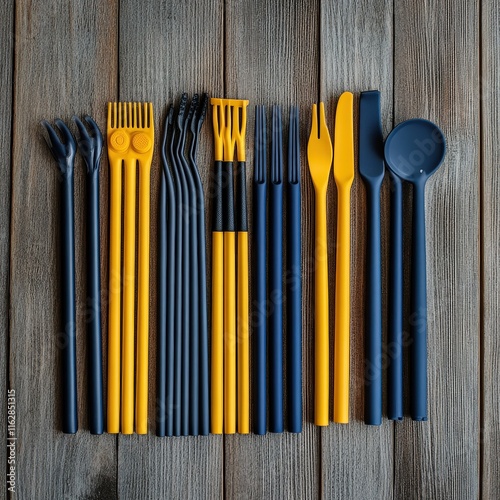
109, 131, 130, 153
131, 132, 152, 154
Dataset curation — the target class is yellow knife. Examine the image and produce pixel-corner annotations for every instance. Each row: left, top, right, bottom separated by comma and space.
333, 92, 354, 423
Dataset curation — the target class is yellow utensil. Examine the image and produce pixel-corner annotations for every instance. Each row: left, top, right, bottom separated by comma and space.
307, 102, 333, 426
210, 99, 224, 434
106, 103, 122, 434
107, 102, 154, 434
333, 92, 354, 423
135, 103, 154, 434
222, 102, 237, 435
231, 99, 250, 434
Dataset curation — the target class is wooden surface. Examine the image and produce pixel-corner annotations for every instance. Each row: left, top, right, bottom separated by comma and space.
3, 0, 493, 498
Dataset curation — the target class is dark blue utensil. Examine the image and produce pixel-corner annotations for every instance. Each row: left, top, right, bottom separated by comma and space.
269, 105, 284, 433
168, 107, 184, 436
159, 107, 177, 436
188, 94, 210, 435
175, 94, 191, 436
387, 171, 403, 421
286, 106, 302, 433
179, 95, 200, 436
42, 119, 78, 434
73, 115, 104, 435
384, 119, 446, 421
359, 91, 385, 426
253, 105, 267, 435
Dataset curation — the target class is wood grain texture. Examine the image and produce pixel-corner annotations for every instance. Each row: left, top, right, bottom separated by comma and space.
393, 1, 480, 499
117, 1, 223, 498
224, 1, 320, 498
1, 2, 13, 499
481, 0, 500, 496
320, 1, 394, 498
9, 1, 118, 498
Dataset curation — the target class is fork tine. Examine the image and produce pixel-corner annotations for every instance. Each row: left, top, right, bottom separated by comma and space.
128, 102, 131, 128
138, 102, 142, 129
107, 103, 112, 130
319, 102, 327, 136
148, 102, 153, 129
310, 104, 318, 139
124, 102, 129, 128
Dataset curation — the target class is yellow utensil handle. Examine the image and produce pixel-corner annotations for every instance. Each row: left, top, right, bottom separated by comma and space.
122, 158, 136, 434
107, 159, 122, 434
334, 188, 351, 423
314, 192, 329, 426
136, 164, 151, 435
224, 232, 236, 434
211, 232, 224, 434
237, 231, 249, 434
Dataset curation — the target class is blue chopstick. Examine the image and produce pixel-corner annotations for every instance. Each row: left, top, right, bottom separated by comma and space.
253, 105, 267, 435
269, 105, 284, 433
286, 106, 302, 433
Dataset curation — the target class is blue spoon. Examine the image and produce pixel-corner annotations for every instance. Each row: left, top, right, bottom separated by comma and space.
384, 119, 446, 421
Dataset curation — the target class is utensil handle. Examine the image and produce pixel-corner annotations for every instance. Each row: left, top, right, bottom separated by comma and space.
388, 172, 403, 421
314, 191, 329, 426
122, 157, 136, 435
253, 182, 267, 435
364, 184, 382, 426
237, 232, 249, 434
287, 182, 302, 433
86, 171, 103, 435
269, 182, 283, 433
157, 170, 167, 437
410, 182, 428, 421
224, 232, 236, 434
334, 187, 351, 423
107, 160, 122, 434
211, 231, 224, 434
61, 174, 77, 434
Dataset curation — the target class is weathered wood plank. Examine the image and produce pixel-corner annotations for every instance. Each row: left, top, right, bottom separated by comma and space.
481, 0, 500, 496
9, 1, 118, 498
393, 0, 480, 498
117, 1, 223, 498
1, 2, 14, 498
320, 1, 394, 498
224, 1, 320, 498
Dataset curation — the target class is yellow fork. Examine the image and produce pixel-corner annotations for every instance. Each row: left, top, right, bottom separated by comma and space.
307, 102, 333, 426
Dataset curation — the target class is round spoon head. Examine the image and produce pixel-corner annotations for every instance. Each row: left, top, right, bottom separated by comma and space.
384, 119, 446, 184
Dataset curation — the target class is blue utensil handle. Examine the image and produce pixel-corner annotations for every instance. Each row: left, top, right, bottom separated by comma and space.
364, 184, 382, 426
253, 181, 267, 435
269, 181, 283, 433
388, 172, 403, 420
287, 182, 302, 433
61, 173, 78, 434
157, 170, 167, 437
410, 182, 428, 421
86, 171, 103, 435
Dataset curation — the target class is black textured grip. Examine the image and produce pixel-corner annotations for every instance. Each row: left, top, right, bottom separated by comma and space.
235, 161, 248, 232
212, 161, 224, 231
222, 161, 235, 231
